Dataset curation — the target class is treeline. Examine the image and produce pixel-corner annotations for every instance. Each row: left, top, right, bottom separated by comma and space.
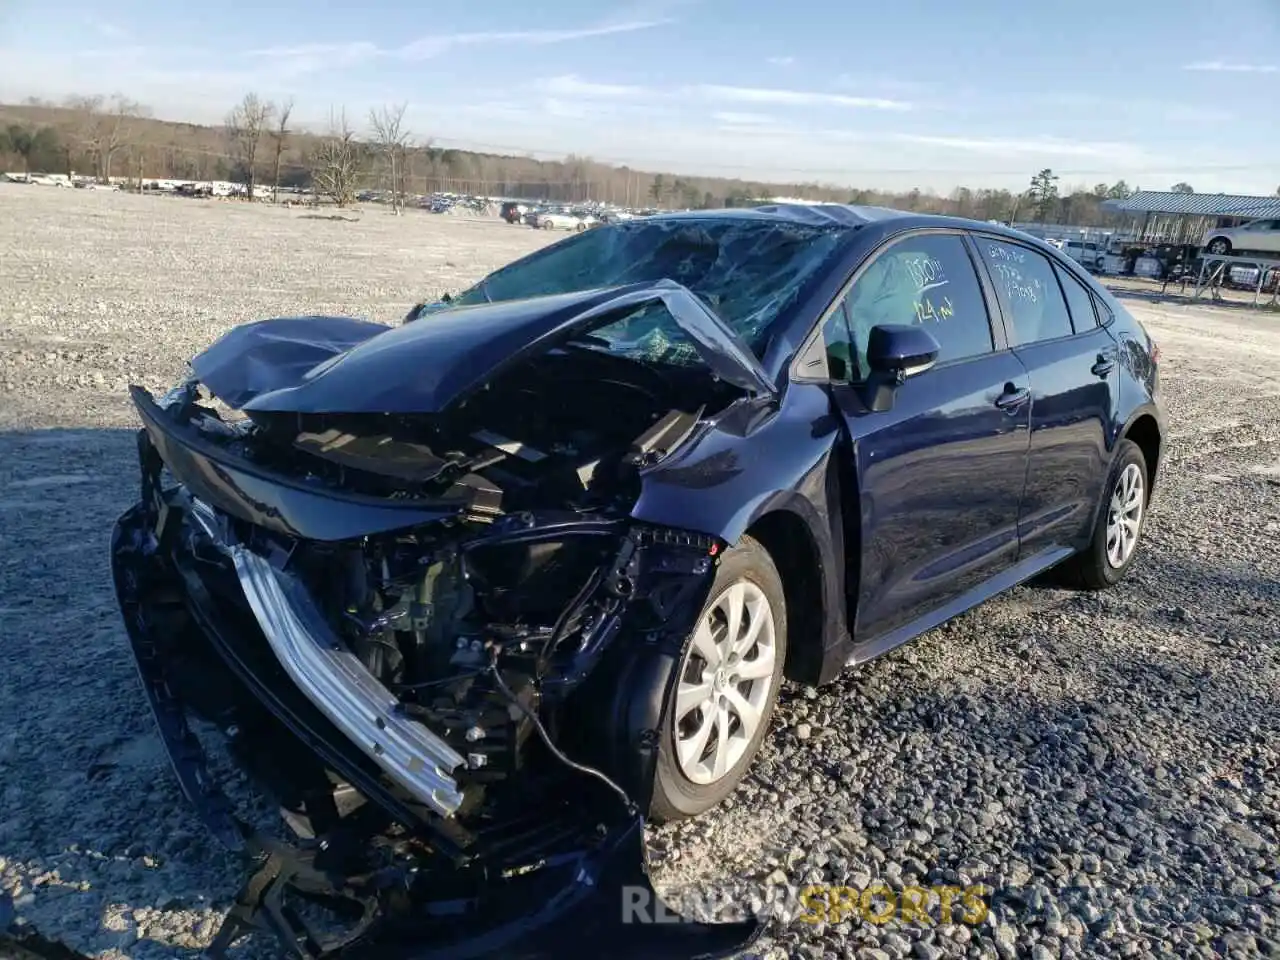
0, 93, 1161, 225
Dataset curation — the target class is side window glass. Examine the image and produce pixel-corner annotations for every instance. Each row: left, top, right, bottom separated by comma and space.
827, 234, 994, 376
820, 301, 860, 381
1054, 263, 1098, 332
978, 241, 1074, 344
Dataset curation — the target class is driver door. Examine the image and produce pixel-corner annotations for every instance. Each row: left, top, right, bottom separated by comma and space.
823, 231, 1032, 646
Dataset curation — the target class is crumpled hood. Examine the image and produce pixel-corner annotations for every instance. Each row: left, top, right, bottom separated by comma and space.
191, 280, 776, 415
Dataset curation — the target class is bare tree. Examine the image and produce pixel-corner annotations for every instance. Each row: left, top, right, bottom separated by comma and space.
63, 93, 144, 182
368, 103, 412, 213
225, 92, 274, 200
269, 98, 294, 202
310, 109, 361, 207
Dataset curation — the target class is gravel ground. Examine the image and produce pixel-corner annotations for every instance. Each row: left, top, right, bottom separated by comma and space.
1, 185, 1278, 959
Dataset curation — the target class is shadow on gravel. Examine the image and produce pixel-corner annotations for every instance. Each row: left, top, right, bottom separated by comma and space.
0, 427, 248, 958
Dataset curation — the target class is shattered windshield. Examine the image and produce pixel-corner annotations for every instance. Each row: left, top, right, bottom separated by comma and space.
441, 217, 846, 365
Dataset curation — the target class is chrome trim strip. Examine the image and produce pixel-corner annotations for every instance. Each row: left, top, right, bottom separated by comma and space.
230, 545, 466, 816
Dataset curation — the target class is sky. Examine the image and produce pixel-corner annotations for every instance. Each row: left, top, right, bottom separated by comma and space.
1, 0, 1277, 194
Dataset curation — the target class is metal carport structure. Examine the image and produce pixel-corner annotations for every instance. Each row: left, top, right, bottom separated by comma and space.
1101, 192, 1280, 307
1101, 191, 1280, 246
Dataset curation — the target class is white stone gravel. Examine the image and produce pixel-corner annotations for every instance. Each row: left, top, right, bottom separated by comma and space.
1, 185, 1278, 959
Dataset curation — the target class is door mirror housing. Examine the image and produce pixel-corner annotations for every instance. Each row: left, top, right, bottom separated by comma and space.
866, 324, 941, 379
860, 324, 941, 413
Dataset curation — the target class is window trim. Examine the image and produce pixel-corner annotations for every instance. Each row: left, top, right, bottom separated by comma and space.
1051, 260, 1102, 334
790, 227, 1008, 384
970, 233, 1088, 348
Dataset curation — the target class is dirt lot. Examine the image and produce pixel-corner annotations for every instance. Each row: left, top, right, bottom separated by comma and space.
1, 186, 1278, 959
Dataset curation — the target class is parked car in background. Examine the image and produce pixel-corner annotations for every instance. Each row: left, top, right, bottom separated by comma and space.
536, 210, 597, 231
1201, 218, 1280, 256
111, 204, 1164, 960
1059, 240, 1103, 271
500, 201, 529, 224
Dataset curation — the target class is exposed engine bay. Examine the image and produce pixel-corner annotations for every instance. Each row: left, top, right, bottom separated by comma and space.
195, 342, 714, 514
111, 282, 773, 958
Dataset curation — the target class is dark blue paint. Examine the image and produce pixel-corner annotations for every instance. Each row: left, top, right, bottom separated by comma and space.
1010, 326, 1119, 555
132, 387, 461, 541
840, 352, 1031, 642
194, 282, 775, 415
157, 206, 1167, 684
638, 209, 1164, 681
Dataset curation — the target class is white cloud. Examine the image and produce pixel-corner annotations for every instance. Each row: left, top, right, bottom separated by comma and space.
887, 133, 1144, 162
396, 20, 670, 60
765, 56, 794, 66
694, 84, 913, 110
538, 74, 650, 98
86, 17, 129, 40
248, 42, 379, 61
711, 111, 777, 125
543, 98, 589, 120
1183, 61, 1278, 73
244, 20, 669, 71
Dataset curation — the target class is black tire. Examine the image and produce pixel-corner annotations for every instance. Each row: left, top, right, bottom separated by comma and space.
1058, 439, 1149, 590
1207, 237, 1231, 256
649, 535, 787, 823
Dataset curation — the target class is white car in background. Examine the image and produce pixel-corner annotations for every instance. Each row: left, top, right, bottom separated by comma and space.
1059, 240, 1103, 270
535, 211, 597, 231
1201, 218, 1280, 256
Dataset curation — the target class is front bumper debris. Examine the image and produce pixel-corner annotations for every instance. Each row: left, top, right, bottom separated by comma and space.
230, 542, 466, 817
109, 432, 764, 959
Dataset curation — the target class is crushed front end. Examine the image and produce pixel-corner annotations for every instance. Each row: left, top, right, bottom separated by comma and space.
110, 359, 764, 957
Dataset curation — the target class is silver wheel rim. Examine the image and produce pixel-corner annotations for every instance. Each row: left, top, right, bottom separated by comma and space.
1106, 463, 1144, 568
673, 579, 777, 785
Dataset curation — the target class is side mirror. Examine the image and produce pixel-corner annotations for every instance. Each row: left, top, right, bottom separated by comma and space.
861, 324, 940, 412
866, 324, 940, 379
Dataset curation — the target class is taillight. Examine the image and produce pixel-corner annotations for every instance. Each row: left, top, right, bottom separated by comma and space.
1150, 341, 1161, 364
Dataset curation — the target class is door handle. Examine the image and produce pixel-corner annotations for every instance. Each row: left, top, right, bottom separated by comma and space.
1091, 353, 1116, 378
994, 383, 1030, 412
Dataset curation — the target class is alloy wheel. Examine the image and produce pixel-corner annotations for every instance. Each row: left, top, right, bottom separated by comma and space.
673, 579, 778, 785
1105, 463, 1144, 568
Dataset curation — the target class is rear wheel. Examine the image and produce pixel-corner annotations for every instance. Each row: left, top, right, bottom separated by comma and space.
1059, 439, 1149, 590
649, 536, 787, 822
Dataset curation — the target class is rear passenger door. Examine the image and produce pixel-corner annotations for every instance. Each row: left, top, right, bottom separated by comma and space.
973, 236, 1118, 557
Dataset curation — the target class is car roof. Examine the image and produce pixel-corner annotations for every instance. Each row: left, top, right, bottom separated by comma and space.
643, 203, 908, 229
641, 203, 1060, 248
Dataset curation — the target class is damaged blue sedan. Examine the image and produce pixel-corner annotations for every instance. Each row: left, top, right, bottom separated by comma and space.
110, 205, 1166, 958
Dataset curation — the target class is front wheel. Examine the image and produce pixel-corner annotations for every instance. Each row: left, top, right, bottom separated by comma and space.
1059, 439, 1149, 590
1207, 238, 1231, 255
649, 536, 787, 823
